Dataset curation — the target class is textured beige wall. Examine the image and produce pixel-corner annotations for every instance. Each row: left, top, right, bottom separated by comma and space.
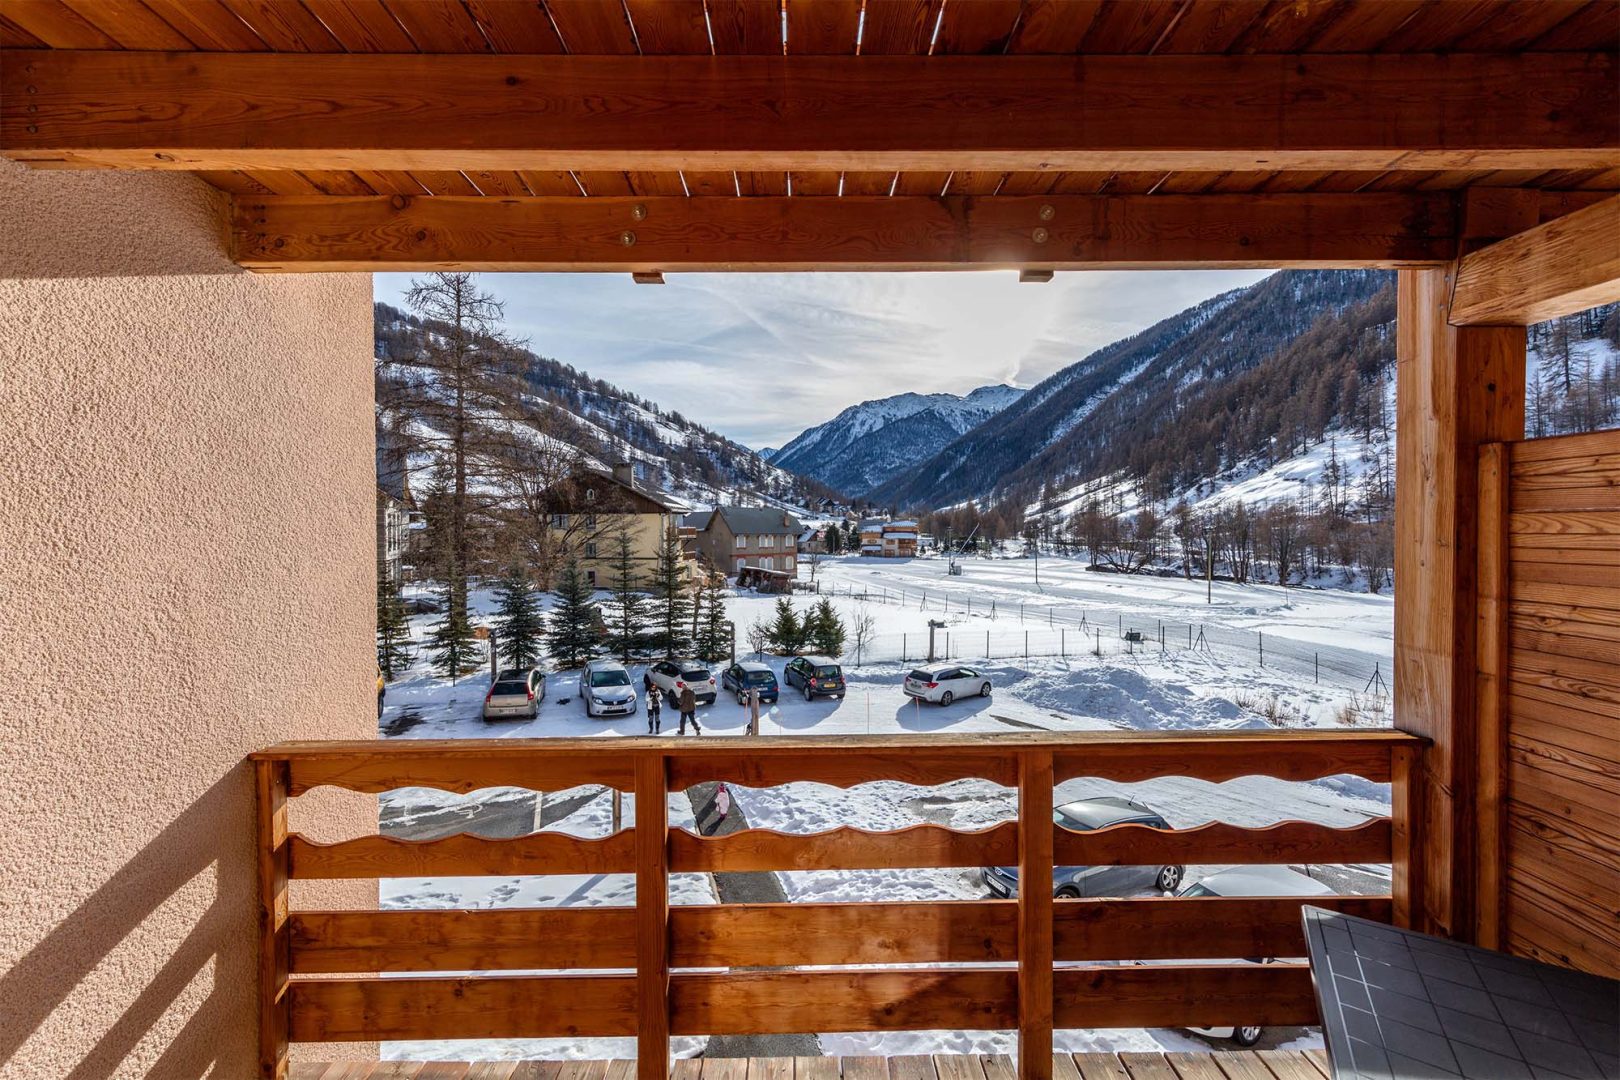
0, 160, 378, 1078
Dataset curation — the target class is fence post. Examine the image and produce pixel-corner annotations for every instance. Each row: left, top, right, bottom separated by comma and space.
1017, 750, 1055, 1080
1094, 629, 1102, 656
1020, 601, 1025, 622
987, 630, 991, 660
1025, 630, 1029, 659
256, 759, 290, 1080
1259, 631, 1264, 666
902, 634, 907, 663
1392, 743, 1426, 932
1315, 653, 1320, 683
635, 753, 670, 1080
1061, 629, 1065, 658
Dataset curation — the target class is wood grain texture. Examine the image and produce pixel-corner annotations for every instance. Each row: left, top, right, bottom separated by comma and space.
669, 822, 1016, 872
635, 755, 670, 1080
1019, 752, 1055, 1080
287, 974, 637, 1041
673, 900, 1016, 967
6, 51, 1615, 172
228, 192, 1460, 271
1474, 440, 1511, 949
1053, 895, 1393, 962
1052, 964, 1317, 1029
1051, 818, 1391, 868
1452, 196, 1620, 325
287, 830, 635, 879
257, 759, 291, 1080
669, 970, 1018, 1035
288, 908, 637, 973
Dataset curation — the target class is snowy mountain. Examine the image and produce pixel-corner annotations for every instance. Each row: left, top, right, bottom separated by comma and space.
374, 302, 834, 509
770, 384, 1026, 498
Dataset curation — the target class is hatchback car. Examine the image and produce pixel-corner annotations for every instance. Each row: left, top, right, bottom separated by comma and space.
647, 659, 718, 705
496, 666, 547, 702
904, 663, 992, 705
483, 678, 539, 721
982, 796, 1183, 898
783, 655, 845, 700
721, 661, 779, 704
1175, 865, 1335, 1047
581, 660, 638, 718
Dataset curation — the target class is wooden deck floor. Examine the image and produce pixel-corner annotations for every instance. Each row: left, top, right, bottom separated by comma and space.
291, 1051, 1332, 1080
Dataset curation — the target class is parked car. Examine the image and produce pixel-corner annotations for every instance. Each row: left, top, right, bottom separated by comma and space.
495, 665, 547, 702
904, 663, 992, 705
982, 796, 1183, 898
581, 660, 638, 718
1175, 865, 1335, 1047
721, 661, 779, 704
647, 659, 718, 706
783, 655, 845, 701
483, 677, 539, 721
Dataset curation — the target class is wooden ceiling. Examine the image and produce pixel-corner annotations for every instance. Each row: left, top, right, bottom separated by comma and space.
4, 0, 1618, 204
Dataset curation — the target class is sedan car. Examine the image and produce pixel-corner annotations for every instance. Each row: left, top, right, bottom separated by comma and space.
495, 666, 546, 702
581, 660, 638, 718
483, 678, 538, 721
783, 655, 845, 700
647, 659, 718, 706
1176, 865, 1335, 1047
721, 661, 779, 704
904, 663, 992, 705
982, 796, 1183, 898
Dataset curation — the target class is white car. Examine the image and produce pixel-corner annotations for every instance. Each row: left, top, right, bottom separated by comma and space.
646, 659, 718, 706
903, 663, 992, 706
1177, 865, 1335, 1047
483, 676, 538, 721
581, 660, 638, 718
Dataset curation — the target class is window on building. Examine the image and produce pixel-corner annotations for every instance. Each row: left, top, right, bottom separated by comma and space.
760, 534, 774, 548
736, 535, 748, 549
762, 557, 773, 571
551, 513, 568, 528
586, 569, 597, 586
584, 542, 598, 558
585, 487, 596, 503
585, 513, 597, 529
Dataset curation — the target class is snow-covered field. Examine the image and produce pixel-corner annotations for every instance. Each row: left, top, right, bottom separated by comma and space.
377, 557, 1394, 1063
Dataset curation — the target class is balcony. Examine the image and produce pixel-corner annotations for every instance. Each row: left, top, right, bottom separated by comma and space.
256, 730, 1421, 1079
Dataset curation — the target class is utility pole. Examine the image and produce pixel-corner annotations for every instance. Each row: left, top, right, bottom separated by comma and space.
926, 619, 946, 662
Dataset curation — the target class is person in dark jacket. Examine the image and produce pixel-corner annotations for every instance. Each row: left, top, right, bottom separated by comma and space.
646, 686, 661, 734
678, 685, 701, 735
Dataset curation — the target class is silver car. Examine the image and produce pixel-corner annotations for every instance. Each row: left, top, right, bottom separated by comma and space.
982, 796, 1183, 898
496, 666, 547, 701
483, 677, 538, 721
904, 663, 992, 706
581, 660, 638, 718
646, 658, 717, 706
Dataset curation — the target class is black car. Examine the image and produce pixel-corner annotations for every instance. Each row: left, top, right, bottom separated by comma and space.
982, 796, 1183, 898
721, 661, 779, 704
782, 655, 845, 701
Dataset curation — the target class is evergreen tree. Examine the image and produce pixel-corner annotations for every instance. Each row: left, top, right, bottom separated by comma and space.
425, 579, 482, 680
695, 573, 730, 662
605, 521, 649, 661
647, 525, 694, 656
493, 566, 545, 669
824, 522, 841, 554
376, 577, 414, 680
547, 560, 601, 669
807, 597, 846, 657
767, 597, 803, 655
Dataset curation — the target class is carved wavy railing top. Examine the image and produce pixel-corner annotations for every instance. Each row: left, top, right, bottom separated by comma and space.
668, 821, 1019, 871
1052, 817, 1393, 866
286, 829, 636, 879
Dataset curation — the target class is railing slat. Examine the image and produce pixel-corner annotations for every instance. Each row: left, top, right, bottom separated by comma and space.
1051, 818, 1392, 867
288, 908, 637, 972
1018, 751, 1055, 1080
636, 754, 671, 1080
669, 822, 1016, 872
285, 830, 635, 878
287, 974, 636, 1041
1051, 739, 1395, 784
666, 749, 1017, 789
1052, 965, 1317, 1029
1054, 895, 1393, 961
255, 759, 290, 1080
669, 970, 1017, 1036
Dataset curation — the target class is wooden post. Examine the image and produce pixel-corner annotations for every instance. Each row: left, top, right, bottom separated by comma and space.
636, 754, 671, 1080
1394, 267, 1525, 939
1474, 441, 1512, 949
1392, 743, 1426, 931
1017, 751, 1055, 1080
255, 759, 291, 1080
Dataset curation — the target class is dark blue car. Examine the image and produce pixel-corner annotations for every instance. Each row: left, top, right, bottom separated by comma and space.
721, 661, 779, 704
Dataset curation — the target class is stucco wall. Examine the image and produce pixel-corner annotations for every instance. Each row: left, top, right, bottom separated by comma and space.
0, 160, 378, 1078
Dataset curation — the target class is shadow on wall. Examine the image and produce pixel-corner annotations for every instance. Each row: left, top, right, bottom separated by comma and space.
0, 768, 252, 1080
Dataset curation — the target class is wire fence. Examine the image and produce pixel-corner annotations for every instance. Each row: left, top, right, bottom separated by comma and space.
807, 579, 1392, 702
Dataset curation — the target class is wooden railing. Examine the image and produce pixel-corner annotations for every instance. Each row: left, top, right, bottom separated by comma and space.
253, 730, 1425, 1080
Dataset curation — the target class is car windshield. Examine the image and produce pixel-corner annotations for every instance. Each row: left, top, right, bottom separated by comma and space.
492, 681, 528, 695
908, 670, 934, 681
1179, 883, 1218, 898
815, 667, 841, 679
681, 668, 711, 680
744, 671, 776, 685
589, 670, 630, 687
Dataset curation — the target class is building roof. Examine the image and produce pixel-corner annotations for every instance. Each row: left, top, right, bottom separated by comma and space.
580, 463, 687, 513
700, 506, 805, 536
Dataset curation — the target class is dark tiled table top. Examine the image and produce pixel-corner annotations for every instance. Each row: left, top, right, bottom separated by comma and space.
1302, 906, 1619, 1080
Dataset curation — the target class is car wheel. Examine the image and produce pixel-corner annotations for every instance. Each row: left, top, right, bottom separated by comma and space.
803, 684, 813, 702
980, 682, 992, 697
1232, 1026, 1263, 1047
940, 691, 954, 706
1055, 885, 1081, 899
1157, 865, 1184, 893
529, 707, 539, 720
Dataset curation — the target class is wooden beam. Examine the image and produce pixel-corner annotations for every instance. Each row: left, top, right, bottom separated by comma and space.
1018, 752, 1055, 1080
1452, 195, 1620, 325
256, 760, 291, 1080
1475, 441, 1512, 949
5, 51, 1614, 173
229, 193, 1459, 272
635, 755, 670, 1080
1395, 269, 1525, 939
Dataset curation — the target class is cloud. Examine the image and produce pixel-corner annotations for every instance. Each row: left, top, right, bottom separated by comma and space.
374, 269, 1274, 448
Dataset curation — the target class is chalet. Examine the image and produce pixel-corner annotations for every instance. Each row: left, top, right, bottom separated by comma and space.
686, 506, 804, 578
375, 431, 414, 586
797, 526, 828, 554
859, 518, 920, 557
544, 462, 688, 588
2, 5, 1617, 1080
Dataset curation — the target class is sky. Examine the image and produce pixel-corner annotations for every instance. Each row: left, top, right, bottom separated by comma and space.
375, 269, 1274, 449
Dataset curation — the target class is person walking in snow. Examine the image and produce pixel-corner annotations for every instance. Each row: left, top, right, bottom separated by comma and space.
678, 685, 701, 735
646, 686, 662, 734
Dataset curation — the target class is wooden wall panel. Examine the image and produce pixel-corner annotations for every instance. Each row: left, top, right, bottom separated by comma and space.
1484, 428, 1620, 977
